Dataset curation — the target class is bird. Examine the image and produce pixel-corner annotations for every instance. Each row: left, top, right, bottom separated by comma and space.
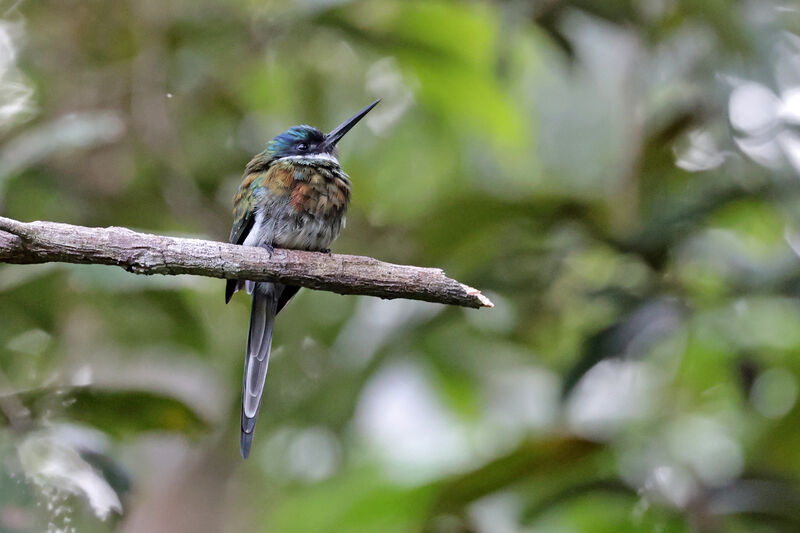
226, 100, 380, 458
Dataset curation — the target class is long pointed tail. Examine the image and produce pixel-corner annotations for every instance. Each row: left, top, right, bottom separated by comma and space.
240, 283, 280, 458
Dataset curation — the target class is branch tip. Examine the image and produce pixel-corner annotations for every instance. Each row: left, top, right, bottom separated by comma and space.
461, 283, 494, 308
477, 293, 494, 308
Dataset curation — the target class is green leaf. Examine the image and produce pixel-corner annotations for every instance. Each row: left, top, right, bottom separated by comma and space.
3, 387, 209, 439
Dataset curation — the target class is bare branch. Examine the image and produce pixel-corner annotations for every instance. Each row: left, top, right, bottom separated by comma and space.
0, 216, 493, 309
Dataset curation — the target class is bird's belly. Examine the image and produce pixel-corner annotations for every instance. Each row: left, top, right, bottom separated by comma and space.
273, 214, 343, 250
245, 210, 344, 252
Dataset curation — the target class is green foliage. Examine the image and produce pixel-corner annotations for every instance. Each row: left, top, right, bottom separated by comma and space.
4, 386, 209, 439
1, 0, 800, 531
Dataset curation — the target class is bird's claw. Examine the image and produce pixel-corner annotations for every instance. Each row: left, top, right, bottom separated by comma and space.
261, 243, 275, 257
320, 248, 332, 256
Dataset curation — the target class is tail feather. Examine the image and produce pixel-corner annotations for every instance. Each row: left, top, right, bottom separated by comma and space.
225, 280, 256, 304
240, 283, 281, 459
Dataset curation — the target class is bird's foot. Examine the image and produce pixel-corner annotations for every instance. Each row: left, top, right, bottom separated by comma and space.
260, 243, 275, 258
320, 248, 332, 256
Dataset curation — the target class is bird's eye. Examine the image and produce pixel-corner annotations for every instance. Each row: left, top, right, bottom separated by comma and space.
297, 143, 309, 151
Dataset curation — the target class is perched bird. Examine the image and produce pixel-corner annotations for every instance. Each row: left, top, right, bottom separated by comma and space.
226, 100, 379, 458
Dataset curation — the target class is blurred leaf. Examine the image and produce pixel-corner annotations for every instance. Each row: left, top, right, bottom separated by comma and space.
270, 466, 435, 533
526, 491, 690, 533
520, 479, 637, 524
429, 437, 604, 514
79, 449, 133, 501
2, 387, 209, 439
17, 431, 123, 522
562, 299, 685, 397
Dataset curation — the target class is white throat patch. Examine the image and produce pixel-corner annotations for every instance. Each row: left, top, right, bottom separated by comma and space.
278, 153, 340, 165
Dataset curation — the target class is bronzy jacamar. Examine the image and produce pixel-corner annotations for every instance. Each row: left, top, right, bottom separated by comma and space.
226, 100, 380, 458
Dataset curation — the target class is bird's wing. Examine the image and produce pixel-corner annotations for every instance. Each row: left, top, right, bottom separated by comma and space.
225, 208, 254, 303
226, 161, 277, 302
229, 208, 254, 246
226, 163, 298, 304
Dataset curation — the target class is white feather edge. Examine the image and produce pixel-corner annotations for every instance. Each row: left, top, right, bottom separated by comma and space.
277, 153, 340, 164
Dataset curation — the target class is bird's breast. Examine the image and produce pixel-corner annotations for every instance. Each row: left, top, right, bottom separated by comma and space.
289, 174, 350, 217
237, 159, 351, 251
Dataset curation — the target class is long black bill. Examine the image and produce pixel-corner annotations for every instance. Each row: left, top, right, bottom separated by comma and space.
323, 99, 380, 149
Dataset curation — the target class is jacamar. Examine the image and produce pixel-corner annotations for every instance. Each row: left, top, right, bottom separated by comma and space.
226, 100, 380, 458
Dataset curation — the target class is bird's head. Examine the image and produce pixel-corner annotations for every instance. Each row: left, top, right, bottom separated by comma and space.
265, 99, 380, 161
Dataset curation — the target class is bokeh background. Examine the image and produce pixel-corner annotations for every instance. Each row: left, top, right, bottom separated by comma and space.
1, 0, 800, 531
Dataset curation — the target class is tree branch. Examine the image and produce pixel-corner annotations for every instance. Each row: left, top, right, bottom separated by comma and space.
0, 216, 493, 309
